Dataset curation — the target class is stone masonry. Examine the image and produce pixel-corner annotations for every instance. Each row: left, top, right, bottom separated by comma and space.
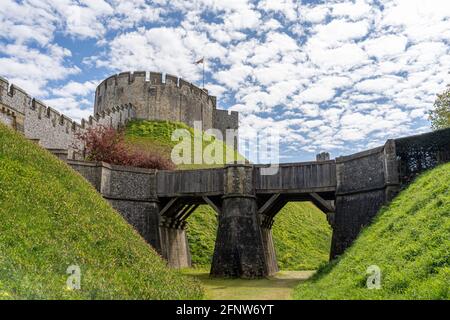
94, 71, 239, 137
0, 76, 135, 159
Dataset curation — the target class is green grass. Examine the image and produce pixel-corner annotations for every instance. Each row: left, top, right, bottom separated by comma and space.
126, 119, 245, 169
185, 206, 219, 267
125, 120, 332, 271
0, 124, 203, 300
183, 269, 314, 300
272, 202, 333, 270
294, 163, 450, 300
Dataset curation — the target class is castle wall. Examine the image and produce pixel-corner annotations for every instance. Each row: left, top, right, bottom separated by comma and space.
330, 140, 400, 258
0, 76, 135, 159
213, 108, 239, 148
95, 72, 218, 131
68, 160, 191, 267
0, 108, 13, 127
213, 109, 239, 132
1, 71, 238, 158
1, 103, 22, 130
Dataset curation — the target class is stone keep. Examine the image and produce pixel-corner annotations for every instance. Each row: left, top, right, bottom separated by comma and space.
94, 71, 239, 135
0, 71, 239, 158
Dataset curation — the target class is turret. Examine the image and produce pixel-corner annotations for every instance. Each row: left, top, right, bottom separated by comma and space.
94, 71, 219, 131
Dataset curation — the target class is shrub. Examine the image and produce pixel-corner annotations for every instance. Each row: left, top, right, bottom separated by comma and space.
75, 126, 175, 170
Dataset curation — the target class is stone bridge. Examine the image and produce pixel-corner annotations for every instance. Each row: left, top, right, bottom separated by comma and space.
66, 129, 449, 278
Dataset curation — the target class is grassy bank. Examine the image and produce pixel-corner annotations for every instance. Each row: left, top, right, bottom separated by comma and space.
0, 124, 203, 299
294, 163, 450, 300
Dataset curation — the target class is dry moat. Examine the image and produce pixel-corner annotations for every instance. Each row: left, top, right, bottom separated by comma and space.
183, 269, 315, 300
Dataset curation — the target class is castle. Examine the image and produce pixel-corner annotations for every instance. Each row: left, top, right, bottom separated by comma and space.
95, 72, 238, 133
1, 72, 449, 278
0, 72, 238, 158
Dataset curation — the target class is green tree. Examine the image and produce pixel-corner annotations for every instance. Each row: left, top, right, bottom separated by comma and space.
429, 85, 450, 130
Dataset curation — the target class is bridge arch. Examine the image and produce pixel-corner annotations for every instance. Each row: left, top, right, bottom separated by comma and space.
157, 195, 221, 268
256, 192, 335, 275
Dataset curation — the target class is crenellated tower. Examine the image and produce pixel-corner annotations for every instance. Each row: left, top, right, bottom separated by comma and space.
94, 71, 238, 135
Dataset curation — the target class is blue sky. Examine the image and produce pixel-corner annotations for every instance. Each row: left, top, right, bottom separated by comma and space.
0, 0, 449, 162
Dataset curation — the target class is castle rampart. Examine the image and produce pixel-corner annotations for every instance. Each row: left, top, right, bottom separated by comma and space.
0, 76, 135, 159
1, 71, 238, 156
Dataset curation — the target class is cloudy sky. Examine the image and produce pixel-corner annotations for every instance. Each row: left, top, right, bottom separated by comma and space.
1, 0, 449, 162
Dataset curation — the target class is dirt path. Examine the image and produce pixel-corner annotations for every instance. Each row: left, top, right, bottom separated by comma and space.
183, 270, 314, 300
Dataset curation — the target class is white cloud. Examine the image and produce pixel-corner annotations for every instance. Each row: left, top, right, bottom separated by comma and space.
363, 35, 408, 59
107, 0, 165, 29
355, 76, 402, 94
299, 5, 330, 24
308, 43, 369, 69
331, 0, 372, 20
205, 83, 227, 98
1, 0, 449, 161
258, 0, 298, 21
52, 80, 98, 97
63, 1, 113, 39
215, 64, 253, 90
337, 128, 366, 141
43, 96, 93, 121
99, 27, 224, 82
261, 18, 282, 31
0, 43, 79, 96
0, 0, 58, 45
312, 19, 370, 46
223, 8, 261, 30
297, 86, 336, 104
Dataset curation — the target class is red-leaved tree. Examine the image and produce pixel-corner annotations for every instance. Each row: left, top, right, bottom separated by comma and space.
75, 126, 175, 170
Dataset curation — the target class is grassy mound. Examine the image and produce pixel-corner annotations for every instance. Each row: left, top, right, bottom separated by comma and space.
0, 124, 203, 299
125, 120, 332, 270
126, 120, 244, 169
294, 163, 450, 300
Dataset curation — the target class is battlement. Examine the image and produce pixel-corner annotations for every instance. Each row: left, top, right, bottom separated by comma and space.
95, 71, 215, 106
94, 71, 226, 131
0, 76, 135, 159
213, 109, 239, 131
0, 76, 32, 115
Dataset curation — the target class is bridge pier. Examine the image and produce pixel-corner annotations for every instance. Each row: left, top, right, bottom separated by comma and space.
211, 165, 267, 278
159, 217, 191, 268
260, 223, 279, 275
